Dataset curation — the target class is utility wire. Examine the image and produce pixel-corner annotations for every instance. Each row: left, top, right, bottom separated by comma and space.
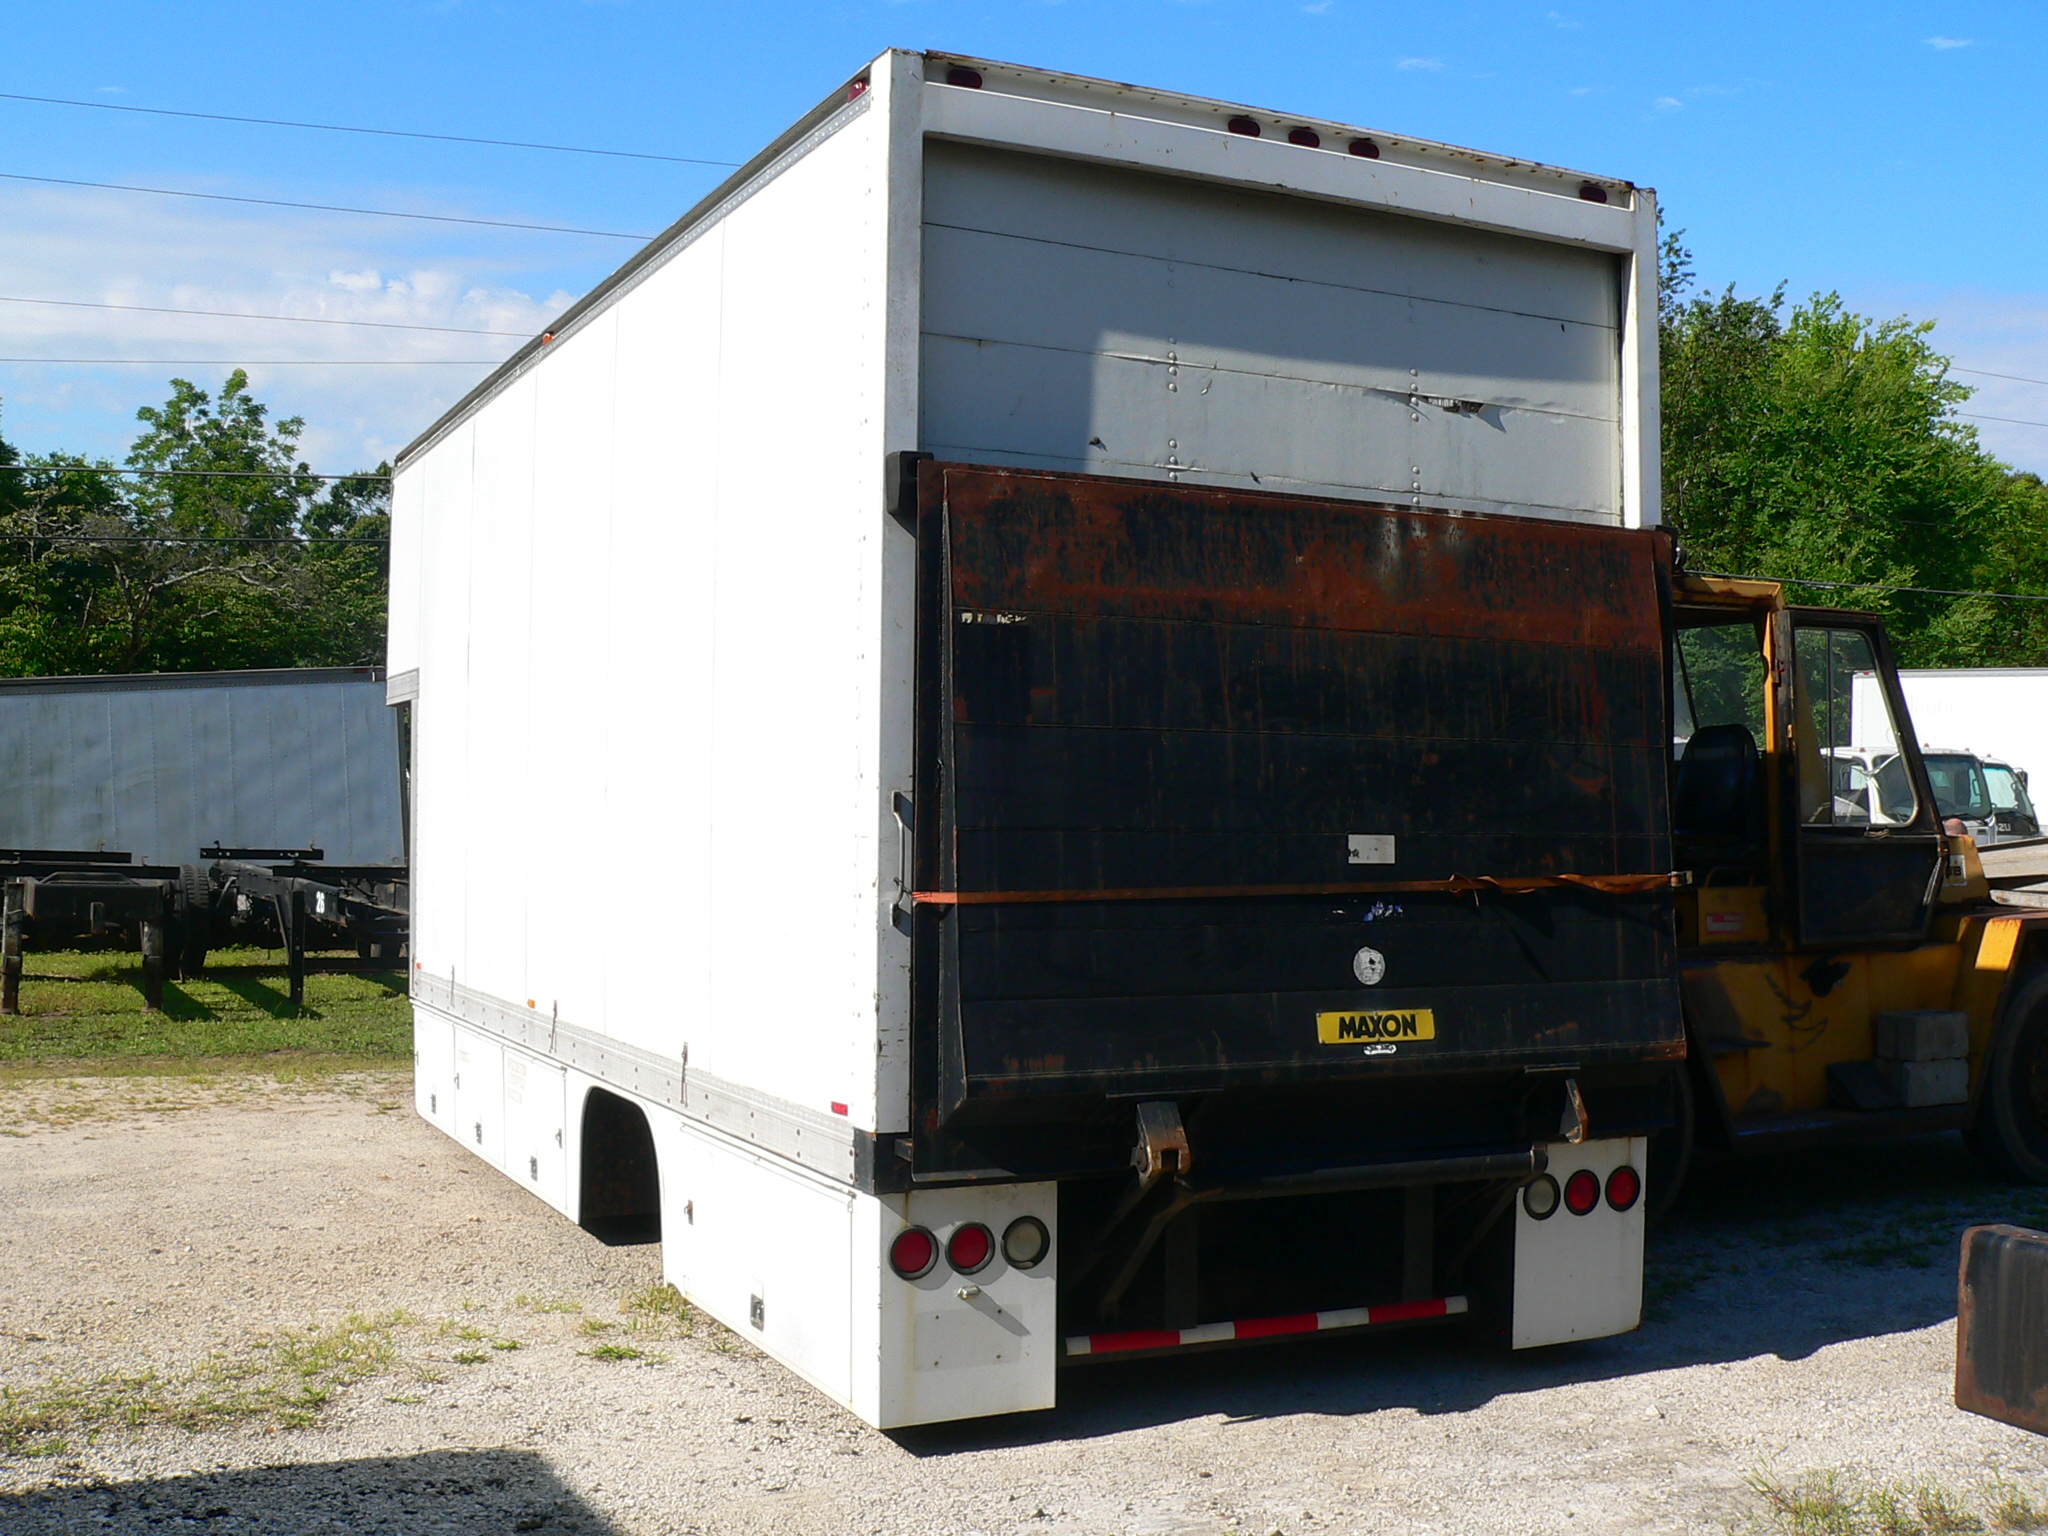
1954, 365, 2048, 389
0, 294, 530, 337
0, 466, 387, 481
0, 358, 500, 365
1960, 411, 2048, 430
1703, 571, 2048, 604
0, 534, 389, 545
0, 171, 652, 239
0, 91, 740, 169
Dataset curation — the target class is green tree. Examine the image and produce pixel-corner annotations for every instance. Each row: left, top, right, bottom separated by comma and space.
0, 373, 389, 675
1658, 234, 2048, 666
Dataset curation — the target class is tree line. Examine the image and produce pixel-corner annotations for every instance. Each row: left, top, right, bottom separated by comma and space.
0, 370, 388, 675
2, 248, 2046, 678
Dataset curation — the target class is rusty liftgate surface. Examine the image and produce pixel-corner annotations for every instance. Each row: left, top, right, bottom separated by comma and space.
907, 463, 1684, 1181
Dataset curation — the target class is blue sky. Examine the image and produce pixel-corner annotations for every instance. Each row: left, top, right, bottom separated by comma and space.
3, 1, 2043, 474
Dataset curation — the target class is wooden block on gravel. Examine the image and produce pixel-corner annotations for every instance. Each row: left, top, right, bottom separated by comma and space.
1876, 1010, 1970, 1061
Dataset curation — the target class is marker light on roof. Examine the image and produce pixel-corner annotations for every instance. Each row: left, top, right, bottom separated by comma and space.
946, 67, 983, 88
1349, 138, 1381, 159
1287, 127, 1321, 148
1227, 116, 1261, 137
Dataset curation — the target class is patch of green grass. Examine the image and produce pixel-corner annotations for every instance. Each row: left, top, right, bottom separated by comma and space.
0, 1310, 420, 1450
584, 1343, 644, 1362
492, 1338, 523, 1352
451, 1351, 488, 1365
1739, 1468, 2046, 1534
0, 946, 409, 1069
514, 1294, 583, 1315
621, 1283, 694, 1340
577, 1318, 614, 1337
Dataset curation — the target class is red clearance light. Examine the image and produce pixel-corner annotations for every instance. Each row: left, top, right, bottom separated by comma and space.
848, 77, 870, 102
1287, 127, 1321, 148
1578, 181, 1609, 203
945, 67, 983, 89
889, 1226, 937, 1280
1563, 1169, 1601, 1216
1349, 138, 1381, 159
1227, 116, 1262, 138
1605, 1165, 1642, 1213
948, 1222, 994, 1275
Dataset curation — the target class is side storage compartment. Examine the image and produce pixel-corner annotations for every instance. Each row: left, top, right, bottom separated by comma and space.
452, 1026, 506, 1173
413, 1005, 455, 1134
504, 1049, 569, 1215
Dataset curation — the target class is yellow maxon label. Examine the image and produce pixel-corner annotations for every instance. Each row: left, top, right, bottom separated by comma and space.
1317, 1008, 1436, 1044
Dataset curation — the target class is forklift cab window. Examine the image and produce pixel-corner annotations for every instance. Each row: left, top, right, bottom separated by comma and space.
1792, 628, 1917, 827
1670, 617, 1769, 865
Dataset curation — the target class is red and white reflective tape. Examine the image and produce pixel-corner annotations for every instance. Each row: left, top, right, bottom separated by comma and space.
1064, 1295, 1468, 1357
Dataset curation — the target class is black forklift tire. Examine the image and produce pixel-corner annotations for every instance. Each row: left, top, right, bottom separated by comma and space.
1646, 1061, 1696, 1223
1973, 969, 2048, 1184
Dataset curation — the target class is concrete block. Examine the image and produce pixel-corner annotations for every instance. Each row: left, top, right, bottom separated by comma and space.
1877, 1010, 1971, 1062
1878, 1056, 1969, 1107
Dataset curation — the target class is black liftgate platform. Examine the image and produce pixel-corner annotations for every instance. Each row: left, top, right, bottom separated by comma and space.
904, 463, 1685, 1183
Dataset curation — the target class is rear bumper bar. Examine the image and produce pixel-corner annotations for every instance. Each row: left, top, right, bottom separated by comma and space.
1065, 1295, 1469, 1359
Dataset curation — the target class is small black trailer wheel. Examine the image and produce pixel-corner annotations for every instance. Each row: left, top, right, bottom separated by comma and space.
1971, 969, 2048, 1184
175, 864, 213, 979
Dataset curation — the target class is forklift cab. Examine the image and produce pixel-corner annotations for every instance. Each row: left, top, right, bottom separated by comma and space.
1669, 576, 1946, 951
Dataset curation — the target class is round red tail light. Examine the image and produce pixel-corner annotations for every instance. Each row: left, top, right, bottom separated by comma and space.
1522, 1173, 1560, 1221
889, 1226, 937, 1280
1562, 1169, 1601, 1216
1605, 1165, 1642, 1212
948, 1222, 994, 1275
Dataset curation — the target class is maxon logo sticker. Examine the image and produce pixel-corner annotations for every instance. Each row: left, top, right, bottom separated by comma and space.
1316, 1008, 1436, 1048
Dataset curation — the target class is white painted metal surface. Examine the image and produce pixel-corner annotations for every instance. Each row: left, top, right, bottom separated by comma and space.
1892, 668, 2048, 786
1511, 1137, 1646, 1349
388, 46, 1661, 1426
0, 668, 402, 866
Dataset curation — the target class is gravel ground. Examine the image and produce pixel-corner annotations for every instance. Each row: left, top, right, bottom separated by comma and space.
6, 1074, 2048, 1535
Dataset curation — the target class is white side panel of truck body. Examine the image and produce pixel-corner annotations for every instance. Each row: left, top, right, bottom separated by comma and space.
1894, 669, 2048, 786
921, 140, 1626, 523
391, 48, 1661, 1426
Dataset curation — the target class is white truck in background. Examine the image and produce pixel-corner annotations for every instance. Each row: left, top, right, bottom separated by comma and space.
386, 49, 1670, 1428
1851, 668, 2047, 842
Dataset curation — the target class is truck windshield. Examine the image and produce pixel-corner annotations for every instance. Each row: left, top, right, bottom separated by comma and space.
1987, 762, 2036, 819
1924, 754, 1992, 820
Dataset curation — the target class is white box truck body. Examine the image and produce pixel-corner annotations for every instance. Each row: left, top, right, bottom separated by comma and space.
388, 50, 1671, 1427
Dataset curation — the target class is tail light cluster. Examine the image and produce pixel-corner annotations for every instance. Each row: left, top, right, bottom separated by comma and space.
890, 1216, 1050, 1280
1522, 1164, 1641, 1221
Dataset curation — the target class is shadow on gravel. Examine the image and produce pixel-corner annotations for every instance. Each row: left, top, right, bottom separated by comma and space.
0, 1448, 616, 1535
896, 1130, 2047, 1455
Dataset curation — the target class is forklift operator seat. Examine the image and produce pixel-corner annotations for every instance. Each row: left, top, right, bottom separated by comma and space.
1673, 722, 1764, 863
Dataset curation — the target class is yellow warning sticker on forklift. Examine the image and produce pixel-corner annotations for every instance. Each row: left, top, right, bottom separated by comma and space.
1317, 1009, 1436, 1045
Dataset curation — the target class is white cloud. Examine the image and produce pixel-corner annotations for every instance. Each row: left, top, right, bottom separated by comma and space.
0, 181, 581, 472
1397, 56, 1444, 71
1925, 35, 1972, 49
1654, 96, 1684, 111
1546, 10, 1581, 28
1301, 0, 1334, 12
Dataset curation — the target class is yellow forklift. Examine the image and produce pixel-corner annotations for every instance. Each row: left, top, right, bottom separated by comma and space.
1662, 573, 2048, 1199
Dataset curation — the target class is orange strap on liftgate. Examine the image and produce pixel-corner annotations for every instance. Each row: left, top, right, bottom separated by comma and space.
910, 872, 1684, 906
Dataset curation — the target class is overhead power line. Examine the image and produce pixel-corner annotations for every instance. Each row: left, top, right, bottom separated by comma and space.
0, 91, 740, 169
0, 534, 390, 545
0, 294, 530, 337
1960, 411, 2048, 430
1705, 571, 2048, 604
0, 171, 652, 239
0, 465, 388, 481
1953, 365, 2048, 389
0, 357, 499, 365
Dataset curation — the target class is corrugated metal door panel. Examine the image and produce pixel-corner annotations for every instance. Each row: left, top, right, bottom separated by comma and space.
920, 142, 1623, 524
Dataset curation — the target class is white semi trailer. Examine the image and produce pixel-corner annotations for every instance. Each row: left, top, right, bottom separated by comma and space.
388, 50, 1672, 1427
